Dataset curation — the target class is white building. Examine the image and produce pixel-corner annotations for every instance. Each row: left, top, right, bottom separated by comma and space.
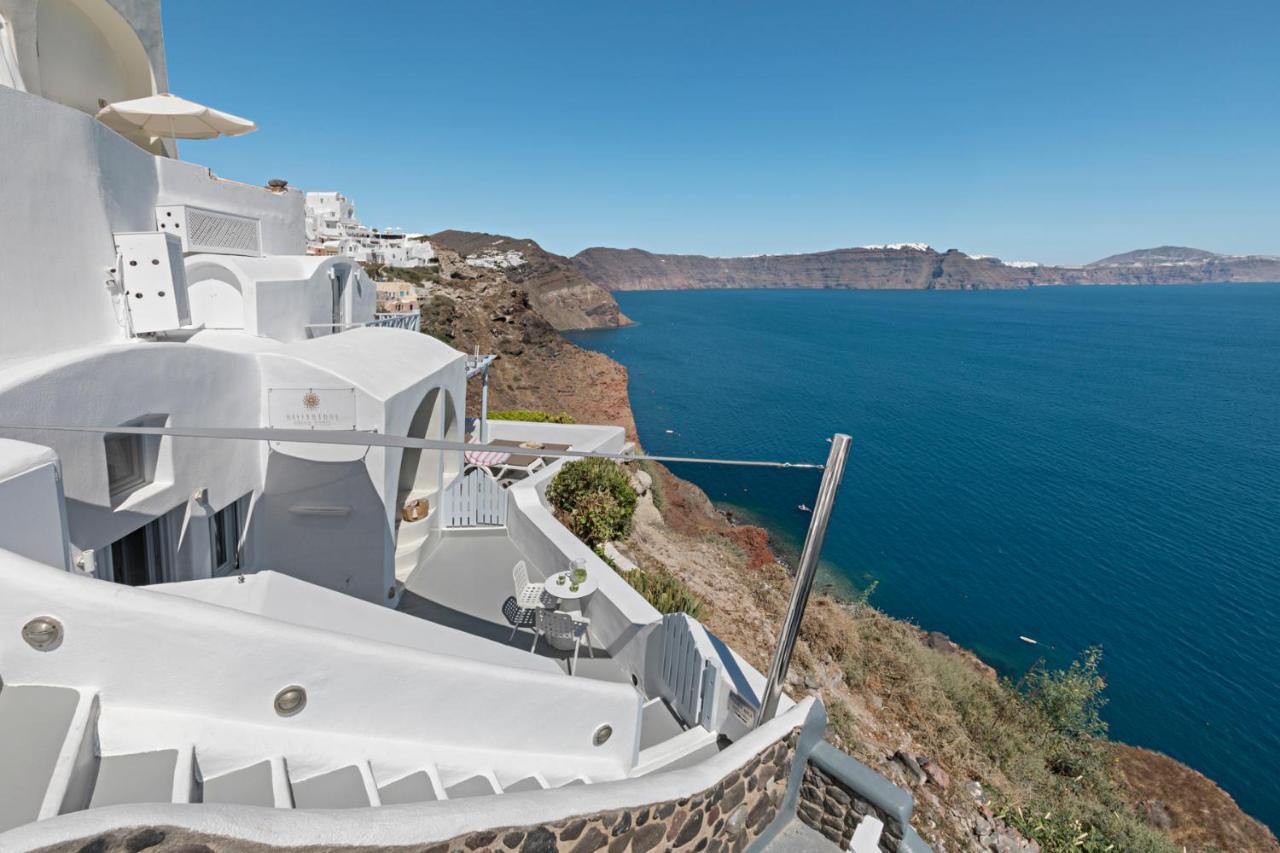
0, 3, 927, 851
305, 190, 436, 268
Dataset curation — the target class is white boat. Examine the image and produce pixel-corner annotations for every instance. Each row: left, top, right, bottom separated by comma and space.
1019, 635, 1039, 645
0, 4, 931, 851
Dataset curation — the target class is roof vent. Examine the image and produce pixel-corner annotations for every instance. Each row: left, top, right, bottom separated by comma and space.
155, 205, 262, 257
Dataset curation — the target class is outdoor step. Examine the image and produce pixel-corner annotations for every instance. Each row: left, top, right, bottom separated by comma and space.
501, 776, 545, 793
444, 774, 498, 799
640, 697, 686, 749
0, 685, 82, 832
202, 760, 276, 807
632, 725, 720, 777
377, 770, 439, 805
292, 766, 371, 809
89, 750, 178, 808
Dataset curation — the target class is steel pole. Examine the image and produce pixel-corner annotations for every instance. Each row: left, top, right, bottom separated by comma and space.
754, 433, 852, 727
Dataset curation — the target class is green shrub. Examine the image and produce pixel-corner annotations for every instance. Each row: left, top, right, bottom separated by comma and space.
621, 567, 705, 619
488, 409, 577, 424
1001, 801, 1179, 853
546, 458, 636, 546
1024, 646, 1110, 780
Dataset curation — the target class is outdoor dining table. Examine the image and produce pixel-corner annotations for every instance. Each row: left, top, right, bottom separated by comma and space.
541, 568, 599, 650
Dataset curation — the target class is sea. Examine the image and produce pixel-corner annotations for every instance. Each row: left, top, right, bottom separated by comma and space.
568, 283, 1280, 831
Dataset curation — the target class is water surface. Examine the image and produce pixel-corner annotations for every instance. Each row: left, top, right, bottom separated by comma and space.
570, 284, 1280, 829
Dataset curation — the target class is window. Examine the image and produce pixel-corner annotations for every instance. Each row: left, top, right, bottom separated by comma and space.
105, 433, 147, 497
104, 415, 166, 502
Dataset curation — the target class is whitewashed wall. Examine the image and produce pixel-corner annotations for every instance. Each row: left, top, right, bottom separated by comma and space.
0, 344, 263, 561
0, 439, 70, 570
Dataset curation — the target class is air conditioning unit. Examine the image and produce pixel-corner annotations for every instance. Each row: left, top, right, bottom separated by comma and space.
155, 204, 262, 256
113, 231, 191, 334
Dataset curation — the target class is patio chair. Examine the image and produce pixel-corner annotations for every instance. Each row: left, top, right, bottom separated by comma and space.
509, 560, 546, 641
531, 610, 594, 675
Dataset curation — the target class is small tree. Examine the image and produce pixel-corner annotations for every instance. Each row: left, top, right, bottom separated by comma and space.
546, 458, 637, 547
1025, 645, 1108, 740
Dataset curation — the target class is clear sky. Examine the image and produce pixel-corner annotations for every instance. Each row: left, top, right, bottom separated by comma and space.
163, 1, 1280, 264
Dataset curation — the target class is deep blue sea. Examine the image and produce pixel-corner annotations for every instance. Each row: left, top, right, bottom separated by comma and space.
569, 284, 1280, 830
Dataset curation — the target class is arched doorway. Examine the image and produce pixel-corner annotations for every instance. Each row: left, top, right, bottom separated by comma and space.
36, 0, 155, 115
394, 388, 451, 561
440, 391, 462, 486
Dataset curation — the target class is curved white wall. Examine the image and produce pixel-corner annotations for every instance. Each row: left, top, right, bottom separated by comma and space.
35, 0, 154, 114
0, 343, 263, 555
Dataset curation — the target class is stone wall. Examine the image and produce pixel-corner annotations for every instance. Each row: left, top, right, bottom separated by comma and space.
797, 761, 904, 853
43, 731, 800, 853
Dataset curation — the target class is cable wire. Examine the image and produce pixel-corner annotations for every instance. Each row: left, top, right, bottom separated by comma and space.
0, 424, 828, 470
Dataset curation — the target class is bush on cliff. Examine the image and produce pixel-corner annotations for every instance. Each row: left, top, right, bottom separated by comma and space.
621, 566, 705, 619
488, 409, 577, 424
546, 458, 636, 546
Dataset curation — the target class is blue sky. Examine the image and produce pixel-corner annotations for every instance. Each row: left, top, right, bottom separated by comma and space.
164, 1, 1279, 264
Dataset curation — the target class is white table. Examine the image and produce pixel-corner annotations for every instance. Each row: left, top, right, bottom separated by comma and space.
541, 569, 599, 651
543, 569, 599, 603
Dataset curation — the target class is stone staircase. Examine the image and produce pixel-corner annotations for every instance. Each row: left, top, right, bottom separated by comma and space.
0, 683, 597, 834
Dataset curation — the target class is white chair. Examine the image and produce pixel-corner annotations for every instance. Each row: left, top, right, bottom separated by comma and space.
509, 560, 545, 641
532, 609, 594, 675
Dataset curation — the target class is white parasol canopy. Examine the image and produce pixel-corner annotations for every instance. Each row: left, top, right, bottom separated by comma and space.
95, 92, 257, 144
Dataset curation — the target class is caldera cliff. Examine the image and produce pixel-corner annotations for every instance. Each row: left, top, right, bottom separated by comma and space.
573, 244, 1280, 291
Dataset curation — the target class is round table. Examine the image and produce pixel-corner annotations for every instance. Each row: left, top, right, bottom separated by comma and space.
542, 570, 599, 651
543, 569, 600, 602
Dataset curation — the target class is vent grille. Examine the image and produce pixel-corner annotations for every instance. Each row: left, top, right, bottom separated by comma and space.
155, 205, 262, 256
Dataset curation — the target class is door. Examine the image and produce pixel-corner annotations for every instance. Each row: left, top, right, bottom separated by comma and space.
210, 500, 241, 576
109, 517, 170, 586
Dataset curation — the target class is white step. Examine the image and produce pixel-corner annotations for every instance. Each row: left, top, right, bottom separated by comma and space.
0, 685, 93, 832
444, 773, 499, 799
202, 759, 276, 807
501, 775, 546, 793
377, 770, 440, 805
88, 750, 178, 808
292, 765, 373, 809
631, 725, 720, 776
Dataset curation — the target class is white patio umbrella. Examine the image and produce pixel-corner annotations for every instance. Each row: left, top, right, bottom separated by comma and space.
95, 92, 256, 148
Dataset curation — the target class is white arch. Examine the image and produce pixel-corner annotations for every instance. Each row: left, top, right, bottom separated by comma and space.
185, 261, 246, 330
35, 0, 155, 115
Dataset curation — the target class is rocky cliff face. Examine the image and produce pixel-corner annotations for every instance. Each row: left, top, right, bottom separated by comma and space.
572, 244, 1280, 291
431, 230, 629, 330
415, 245, 635, 433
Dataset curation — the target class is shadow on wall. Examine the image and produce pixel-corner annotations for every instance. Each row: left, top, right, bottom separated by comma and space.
252, 451, 392, 604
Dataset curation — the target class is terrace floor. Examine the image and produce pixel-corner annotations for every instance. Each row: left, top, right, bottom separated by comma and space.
397, 528, 629, 684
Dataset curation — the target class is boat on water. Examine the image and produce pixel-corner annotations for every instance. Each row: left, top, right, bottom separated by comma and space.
0, 4, 930, 851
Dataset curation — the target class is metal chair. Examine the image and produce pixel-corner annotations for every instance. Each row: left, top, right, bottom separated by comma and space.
509, 560, 546, 641
531, 609, 594, 675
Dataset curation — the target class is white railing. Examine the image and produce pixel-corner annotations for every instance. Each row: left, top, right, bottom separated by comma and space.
443, 468, 507, 527
371, 312, 420, 331
303, 313, 420, 337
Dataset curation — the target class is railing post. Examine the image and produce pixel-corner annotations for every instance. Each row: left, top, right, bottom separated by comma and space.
754, 433, 852, 727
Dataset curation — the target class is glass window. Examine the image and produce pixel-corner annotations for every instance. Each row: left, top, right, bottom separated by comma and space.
105, 433, 146, 497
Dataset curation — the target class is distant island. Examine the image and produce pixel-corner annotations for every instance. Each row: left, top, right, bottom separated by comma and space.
572, 244, 1280, 292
